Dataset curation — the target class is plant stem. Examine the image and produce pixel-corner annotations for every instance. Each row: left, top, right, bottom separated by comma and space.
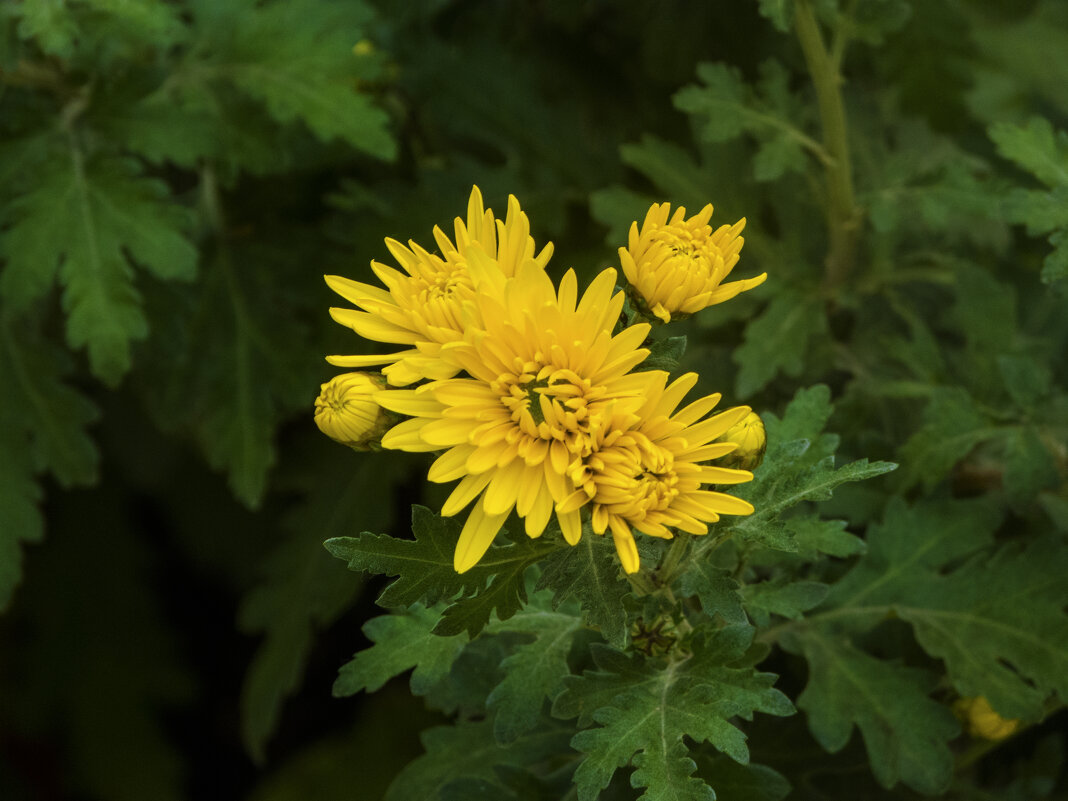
794, 0, 862, 290
657, 532, 692, 585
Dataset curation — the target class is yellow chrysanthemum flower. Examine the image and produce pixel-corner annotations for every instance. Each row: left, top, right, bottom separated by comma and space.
620, 202, 767, 323
717, 410, 767, 471
558, 372, 755, 573
375, 256, 658, 572
953, 696, 1020, 740
314, 372, 393, 450
324, 186, 553, 386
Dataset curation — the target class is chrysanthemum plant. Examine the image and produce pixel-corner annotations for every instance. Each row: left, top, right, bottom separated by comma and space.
316, 188, 899, 800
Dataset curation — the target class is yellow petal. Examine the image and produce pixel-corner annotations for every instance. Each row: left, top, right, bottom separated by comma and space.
454, 501, 509, 573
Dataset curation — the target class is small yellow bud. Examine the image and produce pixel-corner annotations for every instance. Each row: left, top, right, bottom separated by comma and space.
619, 202, 766, 323
314, 372, 392, 450
716, 410, 767, 471
352, 39, 375, 56
953, 696, 1020, 740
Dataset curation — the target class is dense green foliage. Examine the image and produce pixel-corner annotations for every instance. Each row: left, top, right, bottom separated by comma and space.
1, 1, 1066, 800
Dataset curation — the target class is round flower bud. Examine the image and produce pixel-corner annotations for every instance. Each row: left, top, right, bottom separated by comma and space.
314, 372, 392, 450
619, 202, 766, 323
953, 696, 1019, 740
716, 410, 767, 471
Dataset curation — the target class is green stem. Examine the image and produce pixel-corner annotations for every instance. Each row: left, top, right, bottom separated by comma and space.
657, 532, 692, 585
794, 0, 862, 290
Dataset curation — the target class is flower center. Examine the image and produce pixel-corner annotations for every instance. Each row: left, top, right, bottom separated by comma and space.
588, 436, 680, 521
491, 357, 607, 456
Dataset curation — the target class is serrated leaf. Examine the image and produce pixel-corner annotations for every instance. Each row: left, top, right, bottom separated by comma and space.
187, 0, 394, 159
825, 496, 1001, 611
733, 290, 828, 398
674, 60, 816, 183
895, 538, 1068, 719
327, 506, 557, 635
0, 428, 42, 611
433, 534, 558, 638
677, 562, 746, 624
786, 515, 866, 558
0, 325, 98, 487
535, 529, 632, 648
785, 628, 958, 794
640, 335, 687, 373
486, 601, 582, 743
757, 0, 794, 32
385, 717, 573, 801
742, 579, 828, 627
897, 387, 997, 490
558, 627, 793, 801
990, 117, 1068, 188
1, 154, 197, 384
333, 604, 466, 698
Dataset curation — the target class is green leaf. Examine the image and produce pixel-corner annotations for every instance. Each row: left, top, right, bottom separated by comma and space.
433, 534, 558, 639
1002, 425, 1059, 503
0, 324, 98, 487
757, 0, 794, 32
897, 387, 997, 490
742, 579, 828, 627
1042, 229, 1068, 282
895, 537, 1068, 719
0, 428, 42, 611
486, 600, 582, 743
333, 604, 466, 697
535, 529, 632, 648
1, 154, 196, 385
640, 335, 687, 373
990, 117, 1068, 188
674, 61, 816, 183
326, 506, 556, 636
786, 515, 866, 558
694, 755, 790, 801
187, 0, 395, 159
718, 387, 896, 553
824, 496, 1001, 612
733, 290, 828, 398
557, 626, 793, 801
12, 0, 77, 57
385, 717, 573, 801
784, 628, 958, 794
677, 562, 746, 624
0, 323, 99, 611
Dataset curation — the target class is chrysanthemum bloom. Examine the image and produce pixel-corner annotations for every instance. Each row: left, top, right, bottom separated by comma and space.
716, 410, 767, 471
324, 186, 553, 386
314, 372, 393, 450
558, 372, 755, 573
375, 254, 658, 572
620, 202, 767, 323
953, 696, 1020, 740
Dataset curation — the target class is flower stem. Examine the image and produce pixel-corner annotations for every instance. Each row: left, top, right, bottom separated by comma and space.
656, 532, 692, 586
794, 0, 862, 290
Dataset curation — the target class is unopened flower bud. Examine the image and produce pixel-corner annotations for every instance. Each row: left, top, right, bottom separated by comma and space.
620, 202, 766, 323
953, 696, 1019, 740
716, 410, 767, 471
314, 372, 392, 450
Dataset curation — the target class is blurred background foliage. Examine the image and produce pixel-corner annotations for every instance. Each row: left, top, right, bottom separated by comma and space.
0, 0, 1065, 799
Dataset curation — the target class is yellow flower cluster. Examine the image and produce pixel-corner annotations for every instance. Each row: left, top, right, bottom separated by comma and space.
315, 187, 767, 575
